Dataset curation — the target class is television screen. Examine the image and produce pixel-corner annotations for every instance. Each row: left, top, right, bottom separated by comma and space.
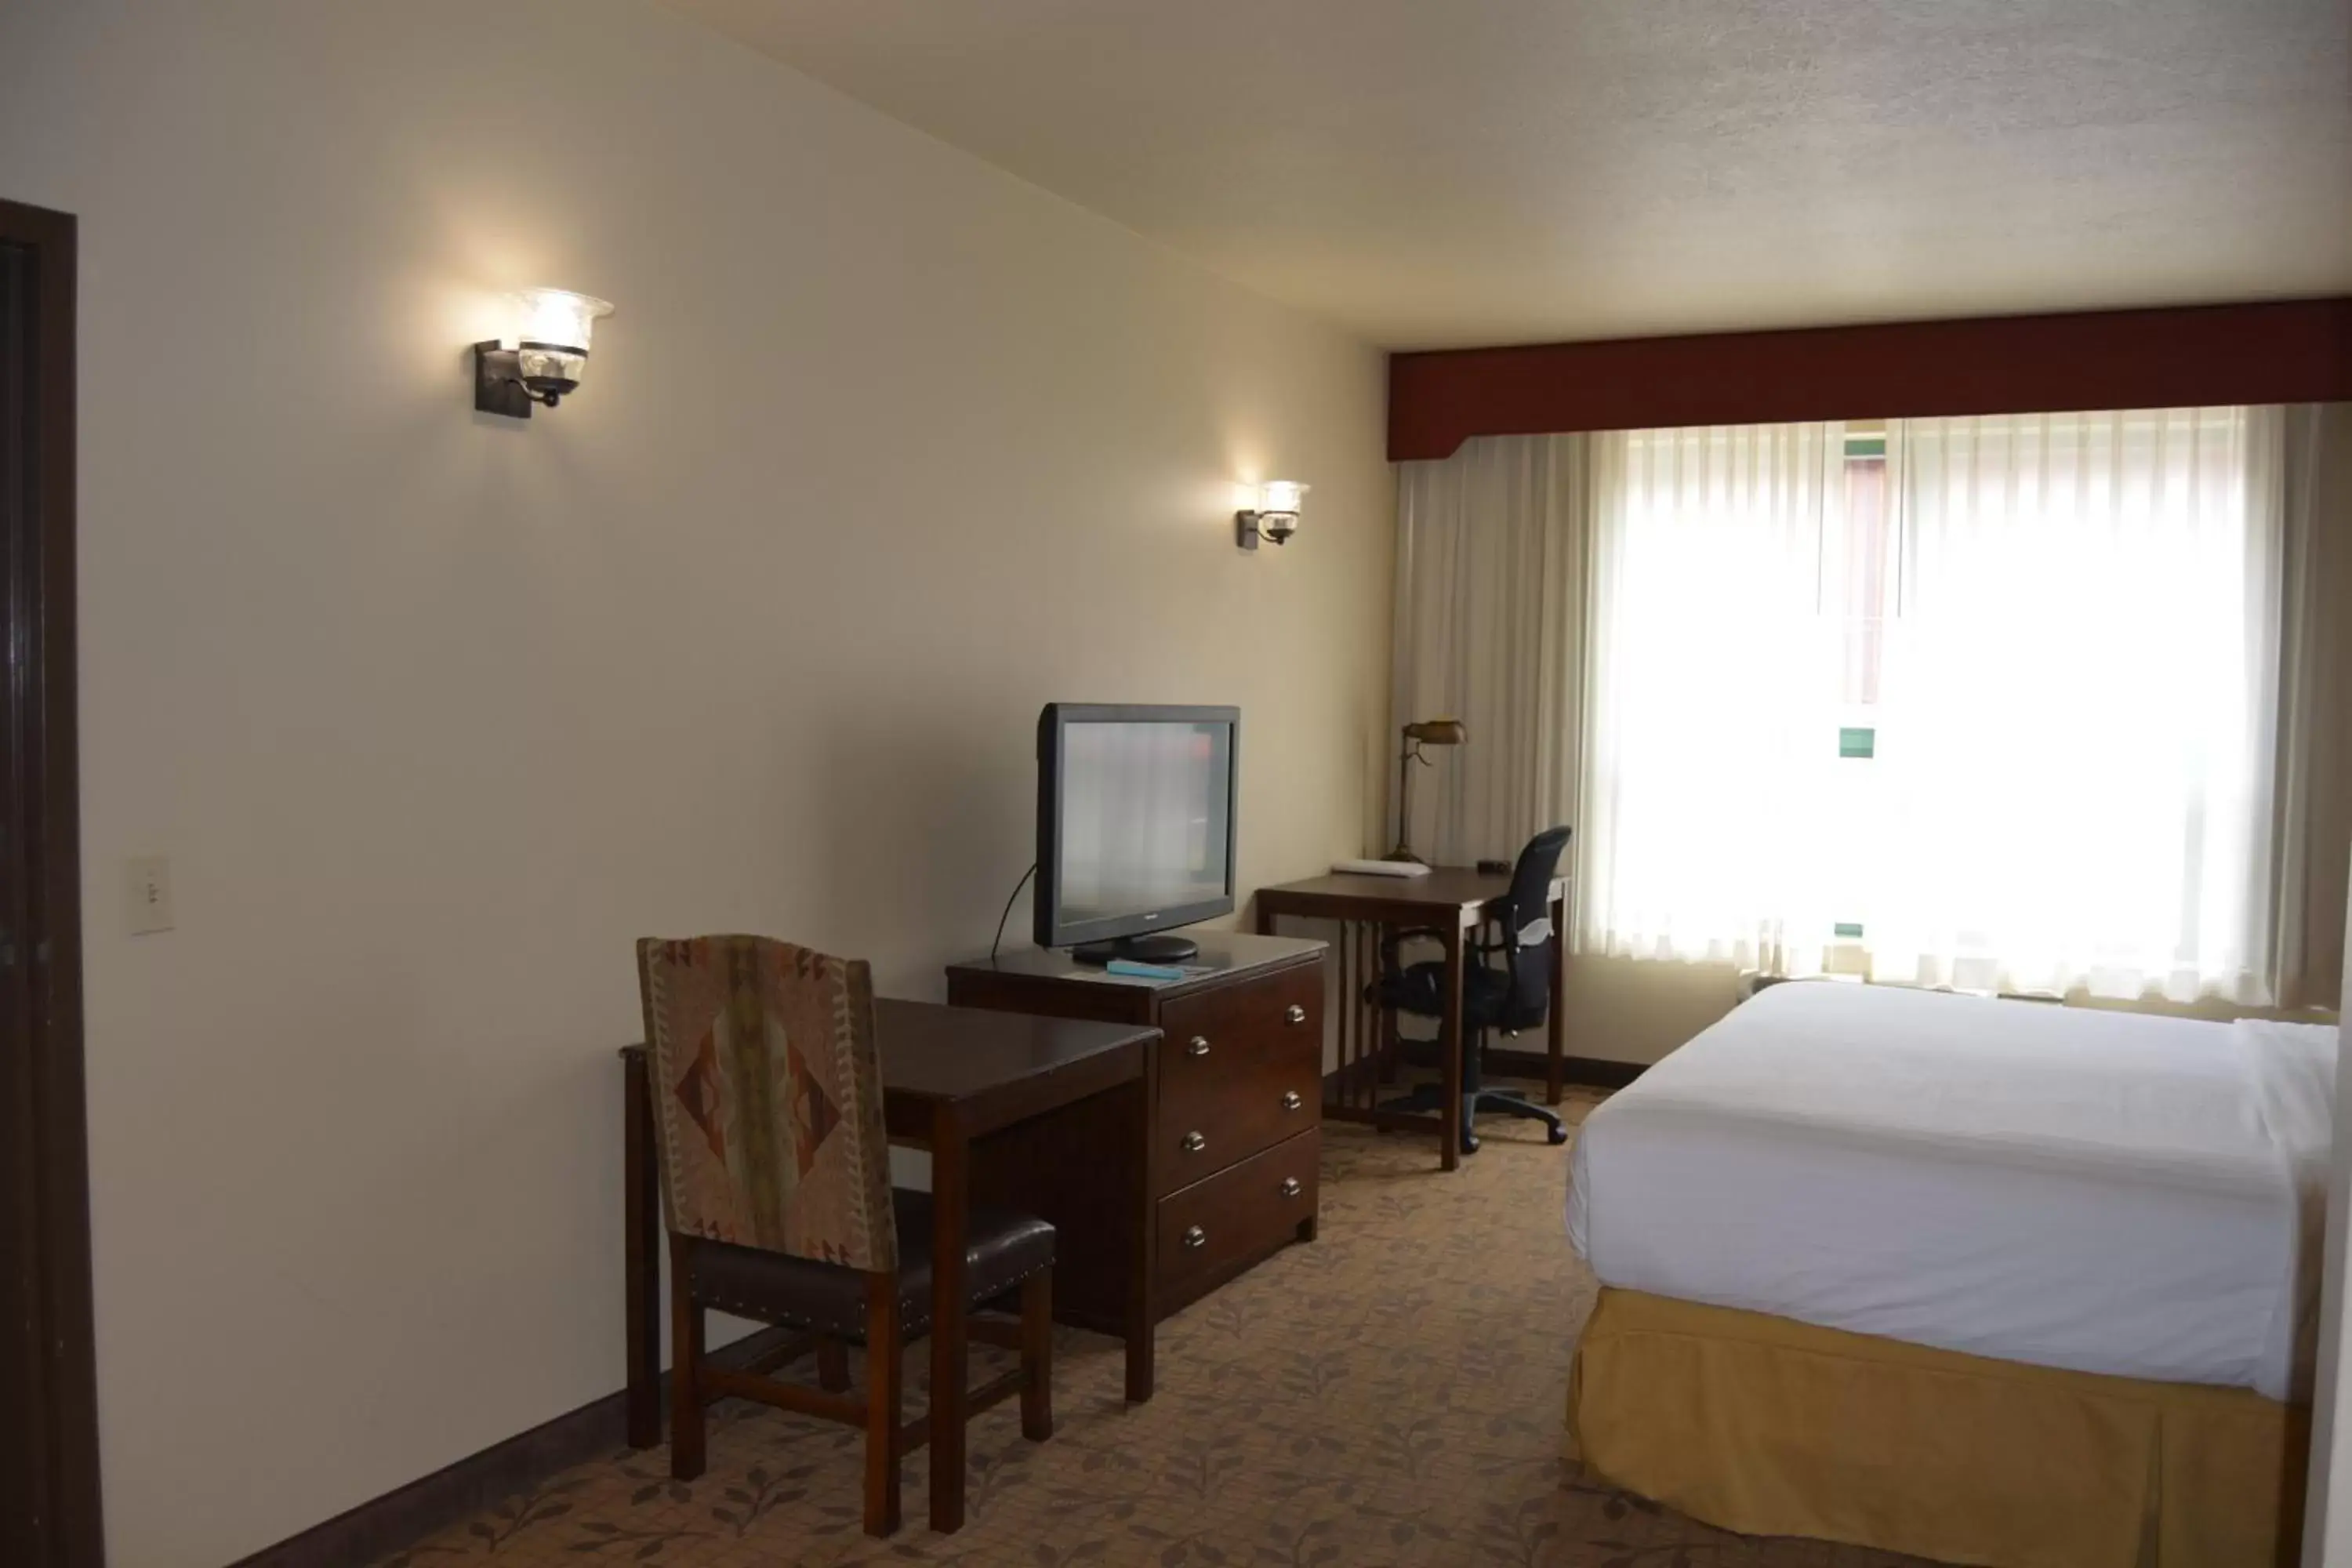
1057, 720, 1232, 922
1035, 704, 1238, 956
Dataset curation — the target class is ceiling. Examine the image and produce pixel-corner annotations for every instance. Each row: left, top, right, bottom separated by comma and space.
665, 0, 2352, 350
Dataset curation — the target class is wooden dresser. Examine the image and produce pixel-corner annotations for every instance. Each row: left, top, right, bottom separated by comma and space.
946, 932, 1326, 1321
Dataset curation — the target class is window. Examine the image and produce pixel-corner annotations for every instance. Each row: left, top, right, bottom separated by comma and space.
1824, 430, 1892, 973
1581, 408, 2279, 1002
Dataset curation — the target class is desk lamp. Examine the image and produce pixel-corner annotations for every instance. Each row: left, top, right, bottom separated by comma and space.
1385, 719, 1466, 863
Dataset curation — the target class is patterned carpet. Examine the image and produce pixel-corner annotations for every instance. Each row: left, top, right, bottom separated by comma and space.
376, 1087, 1936, 1568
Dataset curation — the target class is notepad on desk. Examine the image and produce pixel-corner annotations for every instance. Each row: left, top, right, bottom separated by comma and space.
1330, 858, 1432, 877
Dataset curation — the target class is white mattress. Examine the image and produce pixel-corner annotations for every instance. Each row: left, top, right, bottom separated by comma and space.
1566, 981, 2338, 1399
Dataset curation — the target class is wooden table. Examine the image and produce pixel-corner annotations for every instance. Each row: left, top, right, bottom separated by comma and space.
1254, 869, 1566, 1171
622, 1000, 1160, 1534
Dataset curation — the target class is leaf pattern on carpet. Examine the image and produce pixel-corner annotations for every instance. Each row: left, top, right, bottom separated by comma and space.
374, 1089, 1940, 1567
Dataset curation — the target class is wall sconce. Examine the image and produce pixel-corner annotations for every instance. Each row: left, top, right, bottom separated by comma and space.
473, 288, 615, 419
1236, 481, 1308, 550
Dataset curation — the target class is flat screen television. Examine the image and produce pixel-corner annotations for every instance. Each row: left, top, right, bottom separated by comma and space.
1034, 703, 1239, 964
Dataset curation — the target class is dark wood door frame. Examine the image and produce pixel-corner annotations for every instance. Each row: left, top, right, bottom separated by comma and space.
0, 197, 101, 1568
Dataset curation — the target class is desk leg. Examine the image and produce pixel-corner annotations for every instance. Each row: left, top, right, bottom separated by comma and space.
1255, 899, 1278, 936
929, 1109, 971, 1534
623, 1053, 661, 1450
1439, 921, 1465, 1171
1374, 922, 1399, 1086
1124, 1050, 1158, 1403
1547, 887, 1566, 1107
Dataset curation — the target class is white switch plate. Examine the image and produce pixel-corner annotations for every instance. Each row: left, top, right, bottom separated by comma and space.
125, 855, 173, 935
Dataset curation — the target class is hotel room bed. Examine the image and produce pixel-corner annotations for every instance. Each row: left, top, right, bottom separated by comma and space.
1563, 980, 2337, 1568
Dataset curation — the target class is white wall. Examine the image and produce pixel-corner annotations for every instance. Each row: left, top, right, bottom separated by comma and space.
0, 5, 1394, 1563
1555, 955, 1744, 1064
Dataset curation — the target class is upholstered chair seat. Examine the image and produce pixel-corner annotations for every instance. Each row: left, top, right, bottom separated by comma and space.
687, 1191, 1055, 1341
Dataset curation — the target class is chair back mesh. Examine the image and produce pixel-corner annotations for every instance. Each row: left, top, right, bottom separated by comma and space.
1500, 827, 1573, 1025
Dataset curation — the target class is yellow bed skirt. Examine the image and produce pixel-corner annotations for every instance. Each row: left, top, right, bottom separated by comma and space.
1566, 1288, 2307, 1568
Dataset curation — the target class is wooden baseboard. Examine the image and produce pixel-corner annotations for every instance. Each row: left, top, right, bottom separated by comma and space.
1324, 1050, 1646, 1098
1481, 1048, 1648, 1090
225, 1325, 800, 1568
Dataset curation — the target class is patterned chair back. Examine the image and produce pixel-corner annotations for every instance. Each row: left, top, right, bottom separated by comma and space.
635, 936, 898, 1272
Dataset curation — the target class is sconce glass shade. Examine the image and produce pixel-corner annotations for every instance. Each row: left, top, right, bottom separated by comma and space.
508, 288, 613, 402
1236, 477, 1310, 550
1248, 478, 1308, 545
1260, 480, 1308, 515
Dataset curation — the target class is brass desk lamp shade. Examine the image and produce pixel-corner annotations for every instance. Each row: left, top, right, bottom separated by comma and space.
1386, 720, 1467, 862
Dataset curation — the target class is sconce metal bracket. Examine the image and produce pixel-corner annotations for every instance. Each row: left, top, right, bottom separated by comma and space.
1236, 511, 1263, 550
473, 341, 537, 419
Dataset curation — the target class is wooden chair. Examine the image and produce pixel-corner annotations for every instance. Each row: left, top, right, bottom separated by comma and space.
635, 935, 1056, 1536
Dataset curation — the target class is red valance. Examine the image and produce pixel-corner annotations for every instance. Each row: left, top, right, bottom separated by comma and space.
1387, 299, 2352, 462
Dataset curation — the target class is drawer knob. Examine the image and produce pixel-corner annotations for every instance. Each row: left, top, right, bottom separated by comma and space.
1181, 1131, 1207, 1153
1283, 1004, 1307, 1025
1279, 1176, 1302, 1198
1281, 1090, 1304, 1111
1186, 1035, 1210, 1058
1182, 1225, 1207, 1250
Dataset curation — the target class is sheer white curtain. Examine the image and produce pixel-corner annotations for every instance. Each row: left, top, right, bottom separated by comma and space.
1865, 408, 2280, 1000
1390, 406, 2325, 1005
1580, 423, 1846, 971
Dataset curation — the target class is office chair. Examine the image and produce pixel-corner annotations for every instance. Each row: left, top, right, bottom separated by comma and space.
1366, 826, 1573, 1153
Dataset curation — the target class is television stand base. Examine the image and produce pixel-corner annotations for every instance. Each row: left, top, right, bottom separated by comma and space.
1072, 934, 1200, 966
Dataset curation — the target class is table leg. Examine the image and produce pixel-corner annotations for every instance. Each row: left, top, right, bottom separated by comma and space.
929, 1108, 971, 1533
1255, 898, 1278, 936
1123, 1049, 1157, 1403
1547, 887, 1567, 1107
623, 1053, 661, 1449
1439, 920, 1465, 1171
1374, 921, 1399, 1086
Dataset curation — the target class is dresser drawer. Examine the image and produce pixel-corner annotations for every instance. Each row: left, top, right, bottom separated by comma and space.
1155, 961, 1322, 1196
1156, 1128, 1319, 1308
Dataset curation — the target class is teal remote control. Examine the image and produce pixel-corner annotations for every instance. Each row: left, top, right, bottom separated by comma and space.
1104, 959, 1185, 981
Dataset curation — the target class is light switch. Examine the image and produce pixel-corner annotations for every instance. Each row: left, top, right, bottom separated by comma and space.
125, 855, 173, 935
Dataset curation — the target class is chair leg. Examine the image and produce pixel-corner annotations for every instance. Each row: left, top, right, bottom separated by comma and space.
817, 1335, 850, 1393
1020, 1269, 1054, 1443
862, 1272, 903, 1537
1480, 1091, 1571, 1145
668, 1236, 706, 1481
1374, 1081, 1485, 1152
1446, 1027, 1499, 1152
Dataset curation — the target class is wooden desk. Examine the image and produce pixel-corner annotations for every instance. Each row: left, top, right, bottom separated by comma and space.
1254, 869, 1566, 1171
621, 1000, 1160, 1534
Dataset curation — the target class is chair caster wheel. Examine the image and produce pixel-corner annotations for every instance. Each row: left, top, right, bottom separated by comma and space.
1548, 1124, 1571, 1146
1461, 1131, 1481, 1154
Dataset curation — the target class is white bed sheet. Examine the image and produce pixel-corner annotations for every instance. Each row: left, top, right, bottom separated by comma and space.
1566, 981, 2337, 1399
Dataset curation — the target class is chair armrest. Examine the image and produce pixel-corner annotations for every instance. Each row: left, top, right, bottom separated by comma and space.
1482, 917, 1553, 992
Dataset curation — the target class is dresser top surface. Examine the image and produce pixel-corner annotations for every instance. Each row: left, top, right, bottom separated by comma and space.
947, 930, 1326, 992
